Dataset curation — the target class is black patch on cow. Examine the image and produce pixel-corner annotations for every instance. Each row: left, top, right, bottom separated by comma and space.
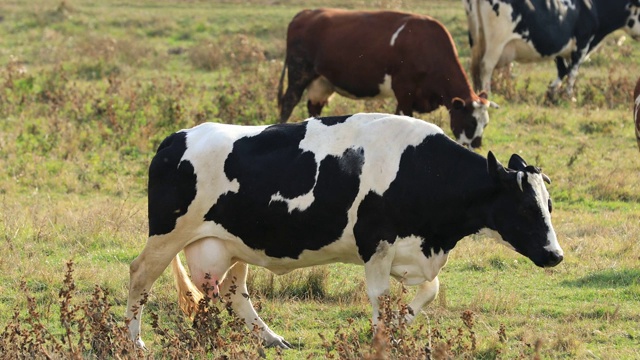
629, 19, 635, 28
317, 115, 352, 126
148, 132, 198, 236
354, 133, 492, 262
205, 122, 364, 259
492, 3, 500, 16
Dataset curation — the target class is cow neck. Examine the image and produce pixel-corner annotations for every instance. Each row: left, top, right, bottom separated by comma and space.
395, 135, 498, 253
436, 64, 476, 109
429, 156, 498, 253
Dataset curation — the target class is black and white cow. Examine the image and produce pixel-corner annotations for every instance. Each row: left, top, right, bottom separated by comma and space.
464, 0, 640, 97
126, 113, 563, 349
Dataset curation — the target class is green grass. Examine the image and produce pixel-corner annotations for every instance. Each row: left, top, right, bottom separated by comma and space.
1, 0, 640, 358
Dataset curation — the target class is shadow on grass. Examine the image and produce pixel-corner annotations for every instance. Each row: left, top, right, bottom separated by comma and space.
561, 268, 640, 288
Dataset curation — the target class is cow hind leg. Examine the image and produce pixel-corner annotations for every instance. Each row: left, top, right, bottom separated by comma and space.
406, 277, 440, 324
279, 57, 317, 123
183, 238, 291, 349
220, 262, 292, 348
126, 236, 185, 348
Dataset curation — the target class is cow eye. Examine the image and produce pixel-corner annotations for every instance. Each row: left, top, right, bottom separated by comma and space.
548, 198, 553, 213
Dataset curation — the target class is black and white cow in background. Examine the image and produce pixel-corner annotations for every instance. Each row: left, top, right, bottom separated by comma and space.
126, 113, 564, 349
464, 0, 640, 97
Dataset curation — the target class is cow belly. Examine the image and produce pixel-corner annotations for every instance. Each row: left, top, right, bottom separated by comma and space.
310, 75, 394, 101
188, 232, 364, 275
390, 236, 448, 286
505, 37, 576, 64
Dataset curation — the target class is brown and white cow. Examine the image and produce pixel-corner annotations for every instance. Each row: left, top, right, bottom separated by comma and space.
277, 8, 497, 149
634, 77, 640, 151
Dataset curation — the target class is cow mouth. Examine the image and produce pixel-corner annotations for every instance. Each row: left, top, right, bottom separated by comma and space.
532, 251, 564, 268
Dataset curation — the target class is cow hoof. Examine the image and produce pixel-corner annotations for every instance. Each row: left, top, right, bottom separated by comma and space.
135, 338, 147, 350
266, 338, 292, 349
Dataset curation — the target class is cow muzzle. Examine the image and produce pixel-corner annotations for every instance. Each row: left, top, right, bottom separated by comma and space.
470, 136, 482, 149
534, 250, 563, 268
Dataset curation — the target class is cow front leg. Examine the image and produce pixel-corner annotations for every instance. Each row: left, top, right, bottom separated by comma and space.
364, 242, 395, 328
220, 262, 292, 349
392, 91, 414, 117
406, 276, 440, 323
126, 237, 184, 348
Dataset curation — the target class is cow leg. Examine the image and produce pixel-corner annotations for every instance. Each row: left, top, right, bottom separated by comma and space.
477, 42, 511, 94
219, 262, 292, 349
126, 235, 185, 348
184, 238, 291, 349
306, 76, 334, 117
391, 83, 414, 117
405, 276, 440, 324
364, 243, 395, 327
279, 56, 317, 123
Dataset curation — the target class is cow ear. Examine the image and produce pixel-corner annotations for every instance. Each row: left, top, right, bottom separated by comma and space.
452, 97, 465, 110
478, 91, 488, 100
487, 151, 505, 182
508, 154, 527, 171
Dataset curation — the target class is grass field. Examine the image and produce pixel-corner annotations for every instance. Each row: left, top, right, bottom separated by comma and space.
1, 0, 639, 358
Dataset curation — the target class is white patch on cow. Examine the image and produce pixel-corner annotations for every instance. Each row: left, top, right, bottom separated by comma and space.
390, 23, 406, 46
307, 76, 335, 105
527, 173, 563, 256
271, 114, 443, 228
332, 74, 394, 100
180, 123, 267, 219
390, 236, 449, 286
270, 191, 315, 213
379, 74, 394, 98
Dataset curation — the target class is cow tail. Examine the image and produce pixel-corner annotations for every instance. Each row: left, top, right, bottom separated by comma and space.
277, 56, 287, 112
171, 255, 203, 318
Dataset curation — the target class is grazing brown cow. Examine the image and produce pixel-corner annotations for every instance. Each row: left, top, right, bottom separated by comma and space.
277, 8, 497, 149
635, 77, 640, 151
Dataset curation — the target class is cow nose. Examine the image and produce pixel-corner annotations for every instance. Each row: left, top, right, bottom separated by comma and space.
545, 252, 563, 267
470, 137, 482, 149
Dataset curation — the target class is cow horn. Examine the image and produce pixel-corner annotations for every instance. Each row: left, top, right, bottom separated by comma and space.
542, 173, 551, 184
517, 171, 525, 192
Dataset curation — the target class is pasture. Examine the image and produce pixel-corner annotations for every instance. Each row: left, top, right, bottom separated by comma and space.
1, 0, 639, 358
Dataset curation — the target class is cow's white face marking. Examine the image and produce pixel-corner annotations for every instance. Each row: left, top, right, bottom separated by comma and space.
478, 172, 562, 258
527, 173, 563, 256
625, 5, 640, 39
390, 23, 406, 46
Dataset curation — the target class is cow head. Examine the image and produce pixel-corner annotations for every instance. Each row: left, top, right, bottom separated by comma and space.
486, 152, 563, 268
449, 91, 497, 149
626, 1, 640, 39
